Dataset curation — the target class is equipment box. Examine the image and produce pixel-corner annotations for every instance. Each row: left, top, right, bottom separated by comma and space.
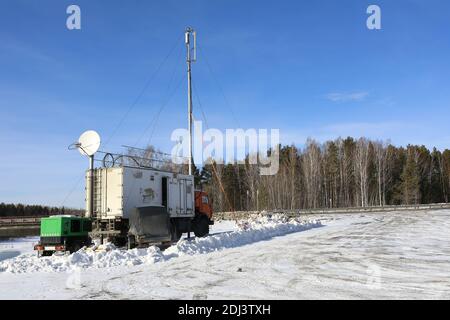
86, 166, 195, 220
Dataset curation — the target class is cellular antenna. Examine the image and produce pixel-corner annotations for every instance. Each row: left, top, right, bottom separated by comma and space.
185, 26, 196, 176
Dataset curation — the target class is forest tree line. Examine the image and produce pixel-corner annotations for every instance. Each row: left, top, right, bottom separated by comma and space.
198, 137, 450, 212
2, 137, 449, 217
0, 203, 83, 218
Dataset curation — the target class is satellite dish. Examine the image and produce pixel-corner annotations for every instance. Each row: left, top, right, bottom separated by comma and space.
77, 130, 101, 157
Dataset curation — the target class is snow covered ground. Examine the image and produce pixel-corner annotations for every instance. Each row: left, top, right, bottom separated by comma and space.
0, 210, 449, 299
0, 215, 321, 273
0, 236, 38, 262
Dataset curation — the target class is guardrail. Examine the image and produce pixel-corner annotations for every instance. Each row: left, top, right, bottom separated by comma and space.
215, 203, 450, 220
287, 203, 450, 215
0, 216, 43, 227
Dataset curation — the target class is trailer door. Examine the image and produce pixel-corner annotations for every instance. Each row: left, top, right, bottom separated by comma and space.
167, 177, 194, 217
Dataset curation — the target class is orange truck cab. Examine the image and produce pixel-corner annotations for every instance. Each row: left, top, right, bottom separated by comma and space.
194, 190, 214, 224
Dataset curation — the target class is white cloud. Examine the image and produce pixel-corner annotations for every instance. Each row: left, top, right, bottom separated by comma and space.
325, 92, 369, 102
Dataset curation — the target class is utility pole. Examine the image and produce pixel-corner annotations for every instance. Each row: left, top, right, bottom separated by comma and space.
185, 27, 196, 176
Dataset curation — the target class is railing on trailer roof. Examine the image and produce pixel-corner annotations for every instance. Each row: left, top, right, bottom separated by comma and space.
94, 146, 190, 174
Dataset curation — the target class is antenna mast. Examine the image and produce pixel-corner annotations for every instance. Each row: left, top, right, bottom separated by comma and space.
185, 27, 196, 176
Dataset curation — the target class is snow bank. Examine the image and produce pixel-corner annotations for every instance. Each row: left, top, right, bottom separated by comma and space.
0, 215, 321, 273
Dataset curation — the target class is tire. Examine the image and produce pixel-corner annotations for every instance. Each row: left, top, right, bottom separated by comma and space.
68, 242, 81, 253
75, 243, 83, 252
192, 215, 209, 238
113, 236, 127, 248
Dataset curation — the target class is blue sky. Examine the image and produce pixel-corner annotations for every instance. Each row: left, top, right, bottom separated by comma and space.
1, 0, 449, 208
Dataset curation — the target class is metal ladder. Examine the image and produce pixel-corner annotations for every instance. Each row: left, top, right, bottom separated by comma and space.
93, 170, 102, 217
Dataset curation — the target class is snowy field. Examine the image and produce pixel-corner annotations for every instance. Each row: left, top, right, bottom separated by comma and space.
0, 210, 449, 299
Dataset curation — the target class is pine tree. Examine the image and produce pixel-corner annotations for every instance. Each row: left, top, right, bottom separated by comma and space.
400, 147, 421, 204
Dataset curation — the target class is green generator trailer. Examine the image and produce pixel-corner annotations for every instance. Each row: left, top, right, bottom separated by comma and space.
34, 215, 92, 256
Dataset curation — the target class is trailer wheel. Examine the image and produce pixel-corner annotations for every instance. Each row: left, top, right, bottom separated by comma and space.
192, 215, 209, 238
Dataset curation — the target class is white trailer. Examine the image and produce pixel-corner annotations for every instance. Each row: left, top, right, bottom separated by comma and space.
85, 166, 207, 246
86, 166, 195, 219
